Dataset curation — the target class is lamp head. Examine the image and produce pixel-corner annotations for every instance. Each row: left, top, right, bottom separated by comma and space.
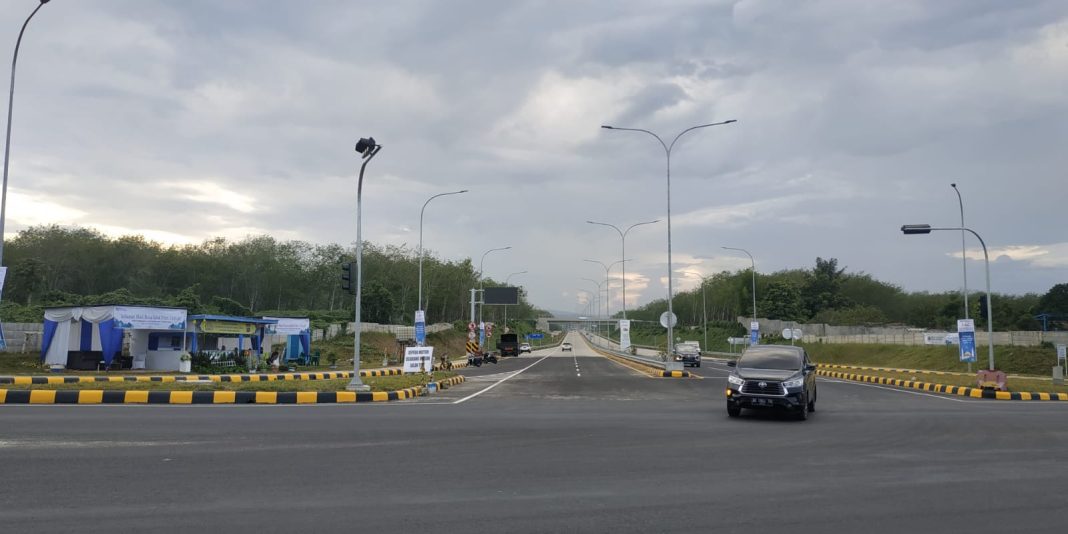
901, 224, 933, 235
601, 125, 613, 129
355, 137, 377, 158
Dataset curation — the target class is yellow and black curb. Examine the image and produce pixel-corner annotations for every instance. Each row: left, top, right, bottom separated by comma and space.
0, 375, 466, 405
654, 370, 692, 378
816, 369, 1068, 401
817, 363, 969, 377
586, 344, 695, 378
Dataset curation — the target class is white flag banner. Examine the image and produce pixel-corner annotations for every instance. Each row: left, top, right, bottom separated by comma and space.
619, 320, 631, 350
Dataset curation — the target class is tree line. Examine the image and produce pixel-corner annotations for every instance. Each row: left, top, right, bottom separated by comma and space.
0, 225, 543, 328
626, 257, 1066, 331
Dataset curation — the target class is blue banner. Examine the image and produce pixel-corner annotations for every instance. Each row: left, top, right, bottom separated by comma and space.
479, 322, 485, 347
749, 321, 759, 346
957, 319, 976, 363
414, 310, 426, 345
526, 333, 544, 339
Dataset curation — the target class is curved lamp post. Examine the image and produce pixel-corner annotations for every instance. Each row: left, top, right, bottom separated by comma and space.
902, 224, 994, 370
347, 136, 382, 392
601, 120, 736, 360
417, 189, 467, 342
1, 0, 51, 266
950, 184, 969, 319
582, 258, 630, 323
502, 270, 527, 328
586, 219, 659, 319
474, 246, 510, 323
722, 246, 757, 325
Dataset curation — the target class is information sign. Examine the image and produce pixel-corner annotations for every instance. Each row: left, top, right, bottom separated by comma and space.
957, 319, 977, 363
403, 346, 434, 373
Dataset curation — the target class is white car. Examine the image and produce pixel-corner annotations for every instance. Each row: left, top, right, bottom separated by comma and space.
561, 342, 573, 352
519, 343, 532, 354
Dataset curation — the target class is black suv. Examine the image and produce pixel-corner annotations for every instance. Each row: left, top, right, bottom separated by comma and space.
725, 345, 817, 420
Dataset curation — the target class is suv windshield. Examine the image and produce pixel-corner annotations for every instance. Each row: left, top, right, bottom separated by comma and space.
738, 350, 802, 370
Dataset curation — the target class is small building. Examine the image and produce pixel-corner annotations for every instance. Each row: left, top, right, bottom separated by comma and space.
41, 305, 189, 371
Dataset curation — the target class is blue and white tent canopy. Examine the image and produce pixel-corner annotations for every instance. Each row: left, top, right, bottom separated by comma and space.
41, 306, 188, 368
262, 317, 311, 361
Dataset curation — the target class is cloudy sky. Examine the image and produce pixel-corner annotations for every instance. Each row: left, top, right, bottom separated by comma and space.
3, 0, 1066, 314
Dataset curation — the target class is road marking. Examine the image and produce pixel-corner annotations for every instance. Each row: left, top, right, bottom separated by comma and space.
820, 378, 976, 403
452, 355, 551, 404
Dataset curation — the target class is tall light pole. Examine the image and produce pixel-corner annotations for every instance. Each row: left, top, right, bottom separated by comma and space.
687, 271, 713, 350
583, 258, 630, 324
722, 246, 757, 325
902, 224, 995, 371
417, 189, 467, 343
950, 184, 969, 319
347, 137, 382, 392
0, 0, 51, 267
503, 270, 527, 328
602, 119, 737, 361
580, 277, 603, 336
475, 246, 511, 324
586, 219, 659, 319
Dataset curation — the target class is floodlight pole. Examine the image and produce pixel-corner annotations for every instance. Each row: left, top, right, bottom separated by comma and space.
901, 224, 995, 371
0, 0, 50, 267
347, 139, 381, 392
601, 120, 736, 362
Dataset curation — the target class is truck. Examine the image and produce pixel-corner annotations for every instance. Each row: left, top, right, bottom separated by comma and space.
497, 333, 520, 357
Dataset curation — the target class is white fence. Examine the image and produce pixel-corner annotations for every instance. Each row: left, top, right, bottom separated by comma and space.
739, 317, 1068, 347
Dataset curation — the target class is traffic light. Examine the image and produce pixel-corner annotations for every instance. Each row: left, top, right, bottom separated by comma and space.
341, 262, 356, 294
978, 294, 988, 318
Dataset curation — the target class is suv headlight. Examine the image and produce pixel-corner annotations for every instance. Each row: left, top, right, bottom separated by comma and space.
783, 376, 804, 388
728, 375, 744, 386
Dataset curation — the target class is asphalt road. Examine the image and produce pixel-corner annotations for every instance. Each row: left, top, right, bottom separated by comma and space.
3, 332, 1067, 533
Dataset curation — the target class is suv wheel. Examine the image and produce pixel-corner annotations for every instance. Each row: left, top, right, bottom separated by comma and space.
727, 404, 741, 418
796, 396, 809, 421
807, 394, 816, 413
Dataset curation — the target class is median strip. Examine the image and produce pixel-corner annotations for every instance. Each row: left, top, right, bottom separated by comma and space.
817, 369, 1068, 401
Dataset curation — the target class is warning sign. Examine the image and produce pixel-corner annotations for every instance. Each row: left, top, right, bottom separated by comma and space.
466, 341, 480, 354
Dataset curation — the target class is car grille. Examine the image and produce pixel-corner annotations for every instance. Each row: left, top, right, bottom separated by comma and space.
740, 380, 785, 396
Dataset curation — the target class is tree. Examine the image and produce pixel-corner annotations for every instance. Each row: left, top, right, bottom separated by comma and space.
803, 257, 852, 317
759, 281, 805, 322
1039, 284, 1068, 315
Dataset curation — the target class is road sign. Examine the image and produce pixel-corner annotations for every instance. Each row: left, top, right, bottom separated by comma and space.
659, 311, 678, 328
468, 322, 476, 332
526, 333, 545, 340
466, 341, 480, 354
792, 329, 802, 339
957, 319, 977, 363
750, 321, 760, 346
1057, 344, 1066, 363
468, 331, 476, 341
782, 328, 793, 339
403, 346, 434, 373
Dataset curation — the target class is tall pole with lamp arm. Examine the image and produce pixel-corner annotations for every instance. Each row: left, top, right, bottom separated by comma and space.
347, 137, 381, 391
416, 189, 467, 345
586, 219, 659, 320
601, 120, 736, 364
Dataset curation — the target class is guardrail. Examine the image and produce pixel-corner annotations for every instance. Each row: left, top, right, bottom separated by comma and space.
581, 331, 667, 369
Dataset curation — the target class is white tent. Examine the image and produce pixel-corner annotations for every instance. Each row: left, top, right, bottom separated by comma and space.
42, 306, 188, 371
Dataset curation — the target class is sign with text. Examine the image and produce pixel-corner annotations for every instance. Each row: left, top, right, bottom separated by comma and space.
957, 319, 977, 363
484, 287, 519, 305
197, 319, 257, 335
403, 346, 434, 373
619, 320, 632, 350
526, 333, 545, 340
750, 321, 760, 346
263, 317, 308, 335
114, 306, 187, 330
1056, 344, 1066, 363
414, 310, 426, 345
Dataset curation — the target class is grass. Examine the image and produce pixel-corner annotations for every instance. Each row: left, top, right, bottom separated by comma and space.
821, 367, 1068, 394
0, 371, 457, 392
799, 342, 1059, 376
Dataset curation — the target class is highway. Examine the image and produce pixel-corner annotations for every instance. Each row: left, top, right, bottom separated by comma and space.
2, 332, 1067, 533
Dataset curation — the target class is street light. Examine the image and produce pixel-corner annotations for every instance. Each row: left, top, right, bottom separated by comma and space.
347, 136, 382, 392
722, 246, 758, 326
950, 184, 969, 320
586, 219, 659, 319
0, 0, 51, 267
901, 224, 995, 371
602, 119, 737, 362
417, 189, 467, 344
503, 270, 527, 328
580, 277, 603, 336
686, 271, 713, 351
474, 246, 511, 324
582, 258, 630, 324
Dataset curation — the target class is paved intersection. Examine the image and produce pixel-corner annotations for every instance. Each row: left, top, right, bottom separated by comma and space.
2, 332, 1066, 533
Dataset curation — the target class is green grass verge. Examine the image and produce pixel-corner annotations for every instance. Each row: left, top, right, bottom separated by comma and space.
0, 371, 457, 392
801, 342, 1059, 376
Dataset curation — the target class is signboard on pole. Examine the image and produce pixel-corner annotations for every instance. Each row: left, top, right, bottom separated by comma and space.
526, 333, 545, 340
659, 312, 677, 328
478, 322, 486, 347
619, 319, 631, 350
1056, 344, 1066, 365
414, 310, 426, 345
403, 346, 434, 373
750, 321, 760, 346
957, 319, 977, 363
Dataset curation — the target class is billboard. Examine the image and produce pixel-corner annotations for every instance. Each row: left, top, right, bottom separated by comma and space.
484, 287, 519, 305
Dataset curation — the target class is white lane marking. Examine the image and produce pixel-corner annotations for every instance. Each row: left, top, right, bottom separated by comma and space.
452, 355, 551, 404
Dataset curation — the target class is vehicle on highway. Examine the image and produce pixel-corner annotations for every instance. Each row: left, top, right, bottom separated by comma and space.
561, 342, 573, 352
519, 343, 532, 354
497, 333, 520, 357
725, 345, 817, 420
673, 341, 701, 367
483, 351, 499, 364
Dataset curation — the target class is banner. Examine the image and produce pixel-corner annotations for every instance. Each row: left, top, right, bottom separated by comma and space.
113, 306, 187, 330
263, 317, 309, 335
403, 346, 434, 373
619, 320, 631, 350
750, 321, 760, 346
414, 310, 426, 345
197, 319, 257, 335
957, 319, 976, 363
924, 333, 959, 345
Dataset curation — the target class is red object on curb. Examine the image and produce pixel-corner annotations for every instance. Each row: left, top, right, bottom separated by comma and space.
977, 369, 1007, 391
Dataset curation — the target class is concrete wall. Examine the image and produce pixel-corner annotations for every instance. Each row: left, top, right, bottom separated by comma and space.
1, 323, 45, 353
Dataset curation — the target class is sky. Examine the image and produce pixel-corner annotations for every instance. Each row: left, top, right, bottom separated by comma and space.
2, 0, 1067, 315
